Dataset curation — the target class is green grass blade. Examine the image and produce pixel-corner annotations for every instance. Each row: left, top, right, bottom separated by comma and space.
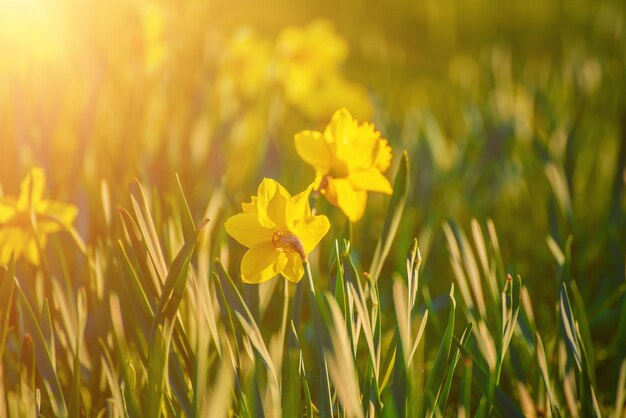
175, 173, 196, 243
129, 179, 169, 281
436, 322, 473, 414
15, 280, 68, 417
456, 341, 524, 418
0, 264, 15, 362
535, 332, 561, 416
325, 294, 363, 418
283, 322, 303, 417
369, 151, 409, 283
419, 284, 456, 417
146, 322, 175, 418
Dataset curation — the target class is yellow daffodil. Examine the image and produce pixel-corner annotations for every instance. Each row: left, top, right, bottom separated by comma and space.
0, 168, 77, 265
295, 108, 393, 222
225, 178, 329, 284
291, 73, 372, 122
141, 3, 167, 73
216, 28, 272, 119
274, 19, 348, 104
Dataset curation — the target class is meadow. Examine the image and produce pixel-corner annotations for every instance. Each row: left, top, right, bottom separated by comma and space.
0, 0, 625, 416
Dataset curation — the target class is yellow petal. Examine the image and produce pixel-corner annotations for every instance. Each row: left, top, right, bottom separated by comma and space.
0, 228, 26, 264
225, 213, 273, 248
241, 243, 285, 284
294, 130, 332, 172
323, 108, 357, 161
256, 178, 291, 229
0, 200, 17, 223
333, 179, 367, 222
294, 215, 330, 253
39, 200, 78, 228
24, 235, 44, 266
281, 253, 304, 283
375, 139, 392, 172
241, 196, 258, 214
348, 169, 393, 194
291, 184, 313, 220
344, 124, 380, 171
17, 168, 46, 211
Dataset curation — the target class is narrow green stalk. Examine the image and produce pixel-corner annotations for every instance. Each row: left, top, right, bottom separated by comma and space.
278, 279, 290, 384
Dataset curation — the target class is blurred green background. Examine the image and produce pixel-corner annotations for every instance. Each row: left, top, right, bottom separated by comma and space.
1, 0, 625, 412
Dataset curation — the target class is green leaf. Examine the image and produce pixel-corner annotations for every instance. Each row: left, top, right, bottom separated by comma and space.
118, 207, 160, 300
129, 179, 168, 282
0, 264, 15, 361
175, 173, 196, 243
456, 342, 523, 418
146, 322, 175, 418
535, 333, 561, 416
15, 280, 68, 418
369, 151, 409, 282
283, 322, 303, 417
420, 284, 455, 417
325, 295, 363, 418
436, 323, 473, 414
153, 214, 206, 328
303, 262, 334, 418
560, 283, 601, 418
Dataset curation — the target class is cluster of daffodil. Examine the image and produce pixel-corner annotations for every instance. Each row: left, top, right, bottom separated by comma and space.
0, 168, 77, 266
225, 108, 393, 284
215, 20, 373, 192
216, 19, 372, 122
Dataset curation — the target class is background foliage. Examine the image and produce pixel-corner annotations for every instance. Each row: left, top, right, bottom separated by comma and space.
0, 0, 625, 416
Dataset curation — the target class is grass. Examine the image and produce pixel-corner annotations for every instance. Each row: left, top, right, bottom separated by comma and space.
1, 0, 625, 416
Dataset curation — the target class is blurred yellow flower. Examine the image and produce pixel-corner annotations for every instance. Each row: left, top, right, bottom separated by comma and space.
274, 19, 348, 103
0, 168, 77, 265
225, 178, 329, 284
295, 108, 393, 222
216, 28, 272, 119
141, 3, 167, 72
291, 73, 372, 122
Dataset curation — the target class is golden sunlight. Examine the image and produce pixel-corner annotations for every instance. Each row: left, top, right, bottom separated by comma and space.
0, 0, 67, 71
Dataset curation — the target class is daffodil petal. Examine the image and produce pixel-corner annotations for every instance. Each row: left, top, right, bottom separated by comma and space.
17, 168, 46, 210
241, 196, 258, 214
334, 179, 367, 223
348, 169, 393, 194
241, 243, 285, 284
294, 215, 330, 253
0, 228, 26, 264
256, 178, 291, 229
291, 184, 313, 221
281, 253, 304, 283
375, 139, 392, 172
224, 213, 273, 248
0, 201, 17, 223
344, 123, 380, 170
294, 130, 332, 172
39, 200, 78, 228
324, 108, 357, 160
24, 235, 44, 266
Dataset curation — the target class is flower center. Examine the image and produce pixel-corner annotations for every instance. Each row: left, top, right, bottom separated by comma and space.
328, 158, 349, 178
272, 229, 306, 260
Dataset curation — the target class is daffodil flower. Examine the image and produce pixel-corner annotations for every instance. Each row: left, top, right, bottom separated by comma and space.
0, 168, 78, 265
225, 178, 330, 284
294, 108, 393, 222
274, 19, 348, 103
